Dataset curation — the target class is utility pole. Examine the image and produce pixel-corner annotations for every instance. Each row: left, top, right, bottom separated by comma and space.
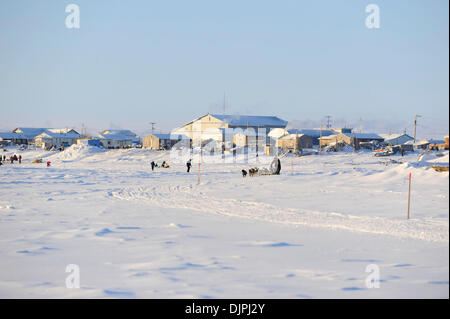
325, 116, 332, 129
319, 122, 323, 152
413, 115, 421, 143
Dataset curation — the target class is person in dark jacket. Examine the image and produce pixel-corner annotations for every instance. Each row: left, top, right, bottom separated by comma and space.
19, 155, 22, 164
13, 154, 18, 162
186, 159, 192, 173
151, 161, 155, 171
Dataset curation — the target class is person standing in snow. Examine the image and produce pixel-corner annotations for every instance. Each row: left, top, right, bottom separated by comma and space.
13, 154, 18, 162
151, 161, 155, 171
18, 155, 22, 164
10, 156, 14, 164
186, 159, 192, 173
46, 161, 51, 167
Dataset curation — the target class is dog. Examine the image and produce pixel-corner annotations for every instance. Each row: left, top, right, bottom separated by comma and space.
248, 167, 259, 177
242, 169, 247, 178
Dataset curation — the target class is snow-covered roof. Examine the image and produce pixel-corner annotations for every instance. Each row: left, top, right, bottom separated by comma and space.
428, 139, 446, 144
37, 130, 81, 139
13, 128, 47, 139
342, 133, 383, 140
210, 114, 288, 128
279, 133, 306, 140
0, 132, 26, 139
287, 129, 335, 138
101, 129, 137, 137
318, 134, 339, 140
379, 133, 413, 140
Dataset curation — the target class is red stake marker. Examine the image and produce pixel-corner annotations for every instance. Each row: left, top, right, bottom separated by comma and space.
407, 172, 412, 219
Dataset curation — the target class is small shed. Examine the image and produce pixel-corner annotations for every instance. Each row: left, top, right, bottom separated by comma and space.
380, 133, 414, 146
277, 134, 313, 151
143, 134, 190, 150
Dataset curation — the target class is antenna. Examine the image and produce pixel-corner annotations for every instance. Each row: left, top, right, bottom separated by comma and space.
413, 115, 421, 143
223, 92, 226, 115
149, 122, 156, 134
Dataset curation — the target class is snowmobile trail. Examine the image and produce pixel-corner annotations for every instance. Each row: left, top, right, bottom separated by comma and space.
110, 184, 448, 243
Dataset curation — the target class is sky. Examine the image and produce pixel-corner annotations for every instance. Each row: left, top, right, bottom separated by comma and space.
0, 0, 448, 138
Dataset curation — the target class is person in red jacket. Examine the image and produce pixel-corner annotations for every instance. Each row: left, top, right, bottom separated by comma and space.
46, 161, 51, 167
10, 156, 14, 164
19, 155, 22, 164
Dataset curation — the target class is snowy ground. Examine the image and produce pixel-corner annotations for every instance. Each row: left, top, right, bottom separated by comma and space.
0, 145, 448, 298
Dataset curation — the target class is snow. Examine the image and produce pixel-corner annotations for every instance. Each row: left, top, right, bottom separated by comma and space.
0, 146, 448, 298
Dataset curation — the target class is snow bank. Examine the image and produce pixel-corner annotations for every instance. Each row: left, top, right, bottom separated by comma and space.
47, 144, 106, 162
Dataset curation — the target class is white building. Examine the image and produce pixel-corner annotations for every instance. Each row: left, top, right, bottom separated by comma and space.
380, 133, 414, 145
99, 130, 140, 144
34, 129, 81, 149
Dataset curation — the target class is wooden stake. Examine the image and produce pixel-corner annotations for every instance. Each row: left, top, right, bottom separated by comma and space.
407, 172, 411, 219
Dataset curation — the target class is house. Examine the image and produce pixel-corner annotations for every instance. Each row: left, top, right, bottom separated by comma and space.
34, 129, 81, 149
319, 133, 383, 150
97, 133, 133, 149
172, 113, 288, 142
12, 128, 48, 144
428, 139, 447, 150
0, 132, 27, 145
380, 133, 414, 146
277, 134, 313, 151
414, 139, 430, 150
142, 133, 190, 150
270, 128, 336, 145
99, 129, 140, 144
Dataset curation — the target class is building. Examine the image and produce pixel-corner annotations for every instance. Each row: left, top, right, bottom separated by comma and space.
414, 139, 430, 150
34, 129, 81, 149
172, 113, 288, 142
277, 134, 313, 151
0, 132, 27, 145
380, 133, 414, 145
319, 133, 383, 149
12, 128, 48, 144
269, 128, 336, 145
428, 139, 447, 150
99, 129, 140, 144
142, 133, 190, 150
97, 133, 133, 149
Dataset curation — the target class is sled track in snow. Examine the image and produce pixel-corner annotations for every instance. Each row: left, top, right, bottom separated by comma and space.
110, 184, 449, 243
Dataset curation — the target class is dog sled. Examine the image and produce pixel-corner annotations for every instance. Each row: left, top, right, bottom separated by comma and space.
247, 157, 281, 177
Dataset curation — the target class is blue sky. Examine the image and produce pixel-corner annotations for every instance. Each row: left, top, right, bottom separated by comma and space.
0, 0, 448, 138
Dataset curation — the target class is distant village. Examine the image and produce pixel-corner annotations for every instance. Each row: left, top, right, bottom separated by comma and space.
1, 113, 449, 156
